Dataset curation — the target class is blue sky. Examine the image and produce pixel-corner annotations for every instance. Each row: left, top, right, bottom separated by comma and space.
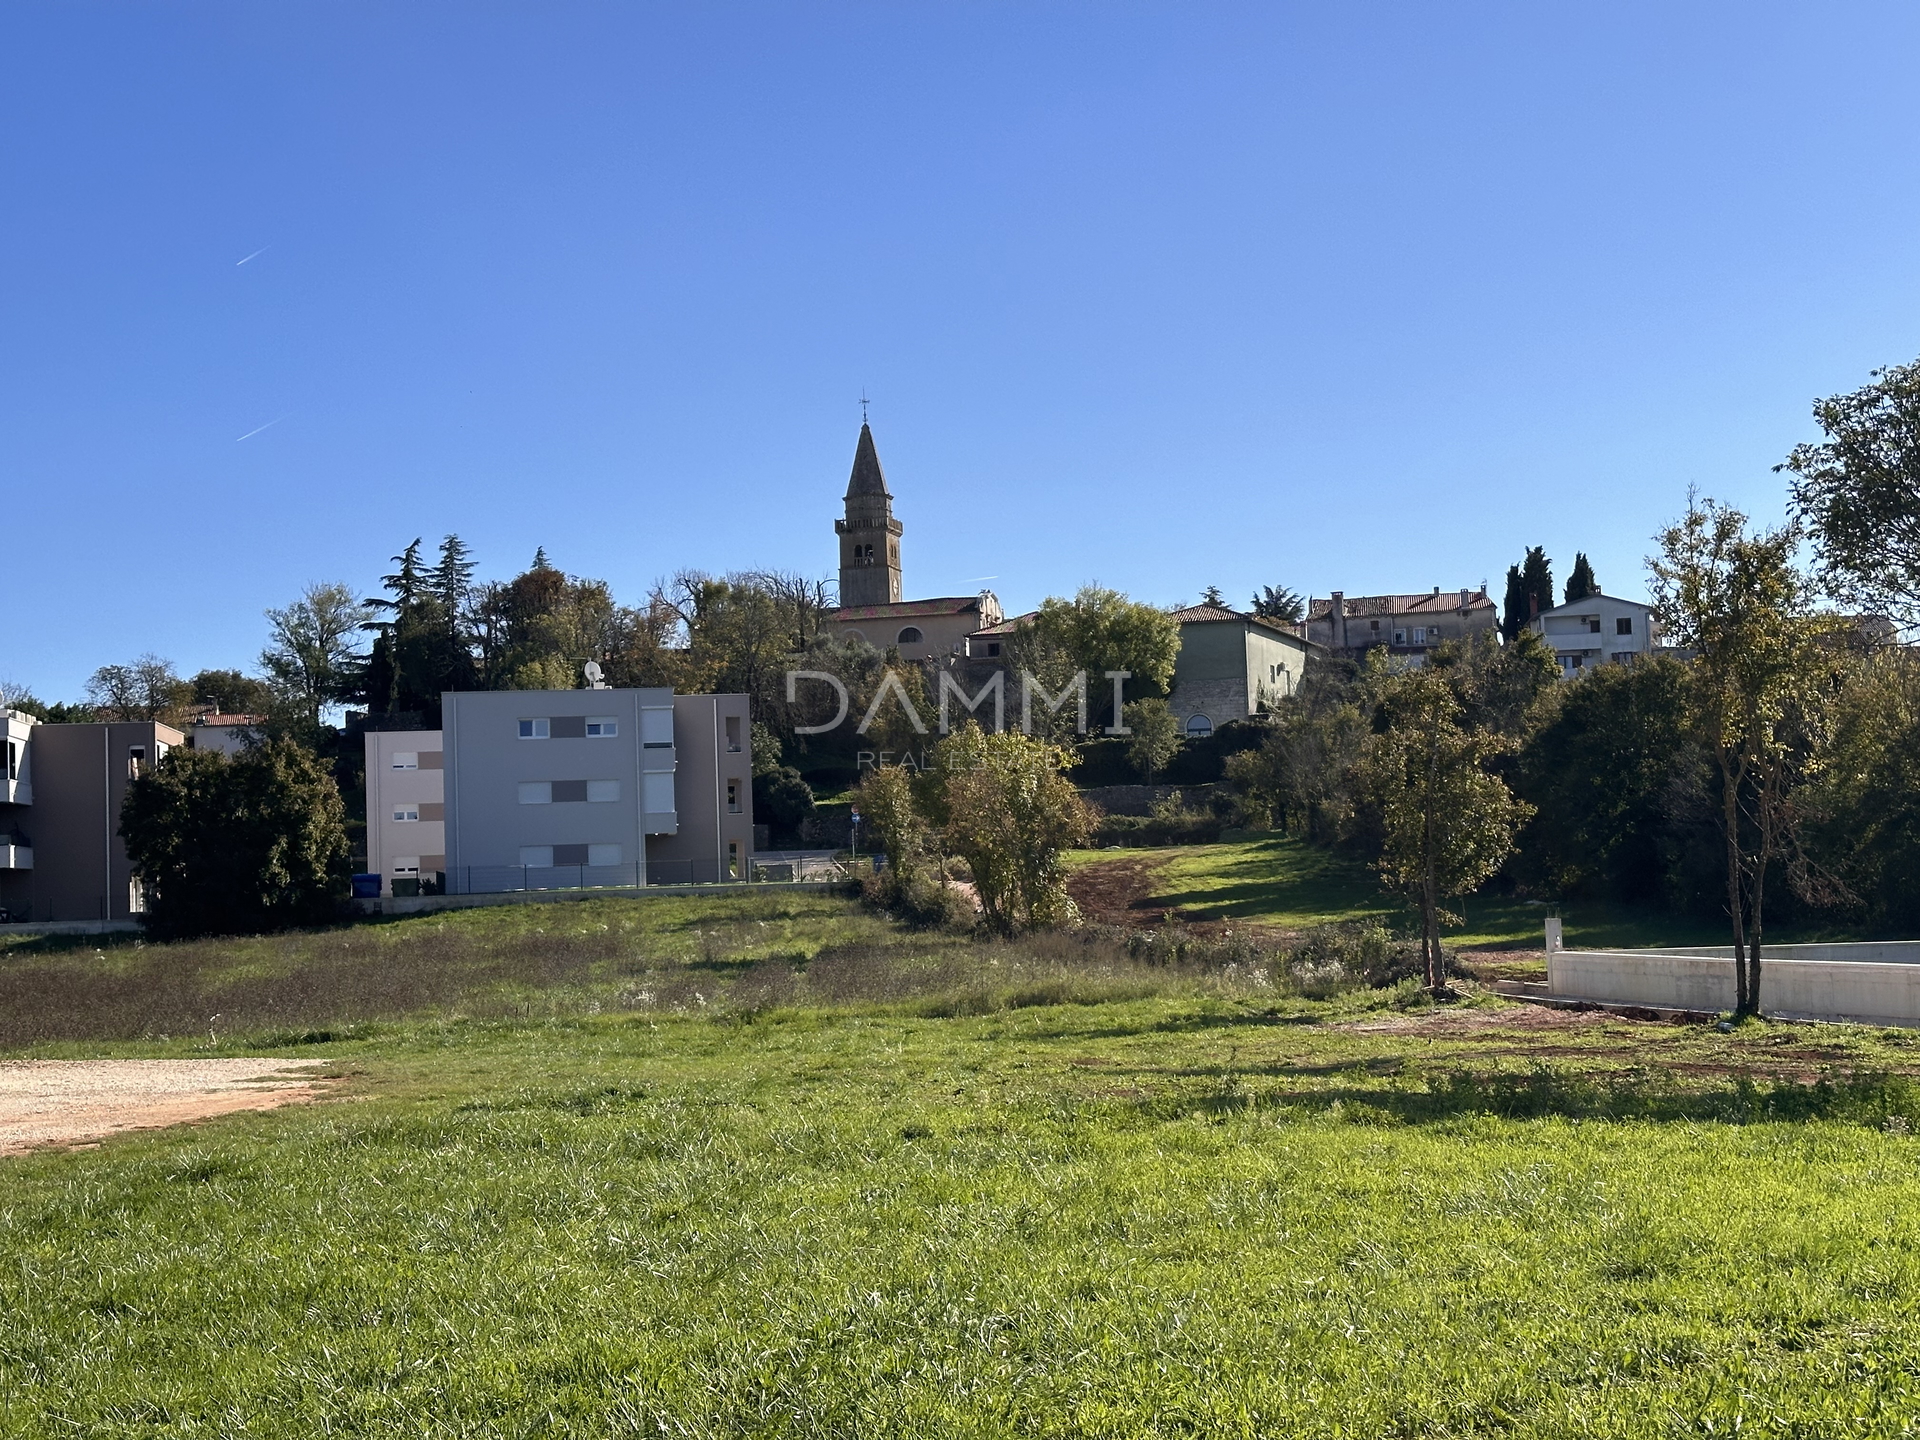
7, 2, 1920, 699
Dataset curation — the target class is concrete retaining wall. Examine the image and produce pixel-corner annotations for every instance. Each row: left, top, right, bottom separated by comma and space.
0, 919, 143, 939
364, 880, 839, 918
1549, 945, 1920, 1024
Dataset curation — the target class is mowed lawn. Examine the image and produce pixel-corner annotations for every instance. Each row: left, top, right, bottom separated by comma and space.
7, 897, 1920, 1433
1068, 836, 1865, 950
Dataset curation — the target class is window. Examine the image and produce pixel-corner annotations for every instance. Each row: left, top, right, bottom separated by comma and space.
728, 840, 741, 880
985, 641, 1001, 657
392, 752, 419, 770
392, 806, 420, 823
392, 857, 419, 876
519, 846, 554, 868
518, 718, 550, 739
1412, 627, 1426, 645
5, 741, 14, 782
727, 778, 741, 813
1616, 616, 1634, 635
724, 715, 741, 752
1392, 629, 1406, 646
518, 782, 553, 805
128, 877, 145, 914
897, 626, 923, 645
586, 717, 618, 737
641, 708, 674, 748
1370, 619, 1380, 632
589, 844, 622, 867
1587, 617, 1602, 633
643, 771, 676, 813
127, 745, 146, 779
587, 780, 620, 802
1185, 714, 1213, 738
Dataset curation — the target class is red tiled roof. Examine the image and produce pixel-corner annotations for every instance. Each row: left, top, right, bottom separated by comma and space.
194, 713, 266, 726
831, 596, 992, 620
1308, 591, 1494, 619
968, 611, 1038, 638
1172, 605, 1311, 641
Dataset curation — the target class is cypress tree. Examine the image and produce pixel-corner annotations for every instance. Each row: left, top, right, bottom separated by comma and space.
1565, 552, 1598, 602
1501, 564, 1527, 642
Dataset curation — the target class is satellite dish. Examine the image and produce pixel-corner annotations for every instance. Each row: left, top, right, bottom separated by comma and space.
583, 660, 605, 688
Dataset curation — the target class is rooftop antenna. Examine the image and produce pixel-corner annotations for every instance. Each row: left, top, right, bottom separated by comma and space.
583, 660, 608, 690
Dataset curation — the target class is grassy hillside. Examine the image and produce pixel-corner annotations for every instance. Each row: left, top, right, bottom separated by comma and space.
6, 898, 1920, 1432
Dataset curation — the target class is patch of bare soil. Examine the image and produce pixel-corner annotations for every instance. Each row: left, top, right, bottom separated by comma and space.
1068, 853, 1212, 929
0, 1059, 334, 1157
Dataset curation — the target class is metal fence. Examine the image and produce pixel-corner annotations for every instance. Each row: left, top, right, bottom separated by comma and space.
438, 856, 853, 895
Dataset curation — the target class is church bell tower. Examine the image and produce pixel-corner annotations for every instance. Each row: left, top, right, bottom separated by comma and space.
835, 422, 903, 606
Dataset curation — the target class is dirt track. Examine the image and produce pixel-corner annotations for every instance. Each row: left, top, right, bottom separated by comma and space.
0, 1059, 333, 1156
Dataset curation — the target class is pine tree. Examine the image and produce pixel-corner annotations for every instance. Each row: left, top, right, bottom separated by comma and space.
1565, 552, 1598, 602
1521, 547, 1554, 622
1200, 585, 1225, 607
1500, 564, 1527, 642
430, 535, 476, 633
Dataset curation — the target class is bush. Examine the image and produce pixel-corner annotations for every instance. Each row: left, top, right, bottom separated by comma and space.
753, 766, 816, 837
1089, 790, 1226, 847
859, 868, 973, 930
1286, 921, 1425, 993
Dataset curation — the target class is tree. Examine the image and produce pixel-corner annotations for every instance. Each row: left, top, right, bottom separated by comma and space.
263, 584, 370, 725
1014, 586, 1181, 708
753, 767, 816, 839
120, 739, 351, 939
1250, 585, 1305, 624
85, 655, 193, 722
853, 764, 926, 878
1121, 697, 1181, 782
1649, 496, 1831, 1015
1565, 552, 1599, 603
933, 723, 1091, 932
189, 668, 277, 717
1502, 548, 1554, 640
1358, 659, 1531, 991
1224, 675, 1368, 842
1782, 356, 1920, 627
1200, 585, 1226, 606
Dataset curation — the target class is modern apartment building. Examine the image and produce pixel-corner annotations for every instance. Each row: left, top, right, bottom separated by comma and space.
0, 714, 185, 923
364, 687, 754, 895
1529, 593, 1658, 676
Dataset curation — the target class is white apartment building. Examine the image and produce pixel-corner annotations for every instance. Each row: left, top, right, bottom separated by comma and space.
364, 730, 446, 895
1529, 593, 1658, 676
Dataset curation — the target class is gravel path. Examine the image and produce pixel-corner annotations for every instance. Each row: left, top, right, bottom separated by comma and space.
0, 1059, 333, 1156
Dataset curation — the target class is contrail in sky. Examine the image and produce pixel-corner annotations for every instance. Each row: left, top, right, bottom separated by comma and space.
965, 575, 999, 582
235, 246, 270, 266
234, 415, 288, 442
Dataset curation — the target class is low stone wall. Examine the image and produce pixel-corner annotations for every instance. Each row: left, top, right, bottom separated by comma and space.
0, 919, 142, 939
1549, 944, 1920, 1024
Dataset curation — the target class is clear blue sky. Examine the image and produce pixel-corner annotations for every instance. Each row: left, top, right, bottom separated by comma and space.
7, 2, 1920, 700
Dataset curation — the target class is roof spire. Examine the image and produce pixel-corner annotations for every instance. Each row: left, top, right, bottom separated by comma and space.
845, 416, 889, 499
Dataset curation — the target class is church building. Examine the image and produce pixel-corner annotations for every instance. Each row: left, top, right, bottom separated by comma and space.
826, 421, 1002, 661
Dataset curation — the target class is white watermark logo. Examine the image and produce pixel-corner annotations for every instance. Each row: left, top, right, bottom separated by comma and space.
787, 668, 1132, 740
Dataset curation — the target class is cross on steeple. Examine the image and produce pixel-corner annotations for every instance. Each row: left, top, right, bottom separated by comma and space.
860, 390, 870, 424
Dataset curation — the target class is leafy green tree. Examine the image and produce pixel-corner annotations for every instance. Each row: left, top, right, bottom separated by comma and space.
1430, 628, 1559, 738
1565, 552, 1599, 603
189, 668, 277, 717
1782, 356, 1920, 627
1250, 585, 1305, 624
1650, 495, 1833, 1014
120, 739, 351, 939
753, 767, 816, 839
853, 764, 926, 877
1013, 586, 1180, 707
1358, 659, 1531, 990
1802, 649, 1920, 929
933, 723, 1090, 932
1515, 656, 1695, 902
264, 583, 371, 725
1121, 697, 1181, 782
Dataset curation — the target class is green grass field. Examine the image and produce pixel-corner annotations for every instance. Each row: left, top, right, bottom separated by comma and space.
7, 894, 1920, 1433
1069, 835, 1876, 951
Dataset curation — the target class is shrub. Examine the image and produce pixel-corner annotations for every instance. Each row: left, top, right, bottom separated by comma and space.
1286, 921, 1424, 993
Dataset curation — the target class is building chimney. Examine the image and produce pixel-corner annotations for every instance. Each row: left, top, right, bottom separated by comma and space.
1330, 591, 1346, 651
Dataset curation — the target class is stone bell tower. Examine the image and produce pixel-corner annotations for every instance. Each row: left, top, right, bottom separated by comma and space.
835, 422, 903, 606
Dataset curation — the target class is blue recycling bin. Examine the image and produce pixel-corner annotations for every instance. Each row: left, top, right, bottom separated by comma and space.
350, 873, 382, 899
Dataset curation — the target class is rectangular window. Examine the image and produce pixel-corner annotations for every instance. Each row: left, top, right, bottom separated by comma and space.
518, 718, 550, 740
550, 715, 587, 739
586, 717, 618, 737
724, 715, 742, 752
643, 771, 676, 813
392, 806, 420, 823
641, 708, 674, 748
588, 843, 622, 867
553, 843, 590, 866
1587, 617, 1602, 633
392, 752, 419, 770
587, 780, 620, 803
128, 877, 145, 914
1412, 627, 1426, 644
5, 741, 14, 782
1392, 629, 1406, 645
517, 782, 553, 805
392, 857, 420, 875
127, 746, 146, 779
551, 779, 589, 803
726, 778, 741, 813
518, 845, 553, 868
1616, 616, 1634, 635
1370, 619, 1380, 632
727, 841, 741, 880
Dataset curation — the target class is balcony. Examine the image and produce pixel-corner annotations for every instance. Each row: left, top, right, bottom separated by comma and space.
0, 843, 31, 870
